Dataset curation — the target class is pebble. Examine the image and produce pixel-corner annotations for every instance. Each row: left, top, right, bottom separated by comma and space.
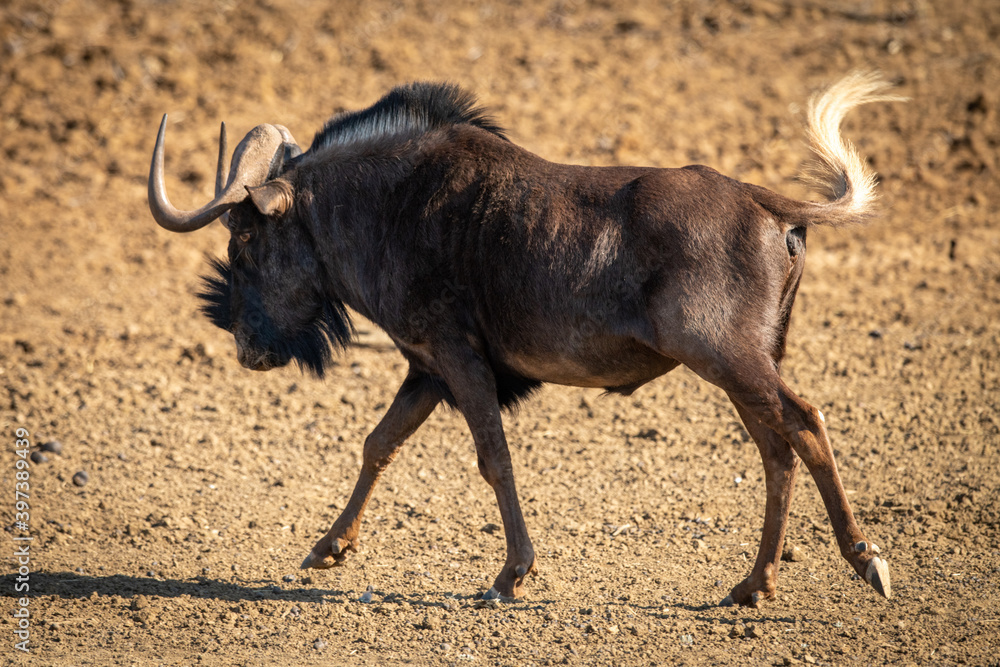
313, 638, 327, 650
782, 545, 807, 562
744, 624, 761, 639
358, 585, 374, 603
72, 471, 89, 487
282, 574, 296, 583
41, 440, 63, 454
480, 523, 502, 535
30, 451, 48, 464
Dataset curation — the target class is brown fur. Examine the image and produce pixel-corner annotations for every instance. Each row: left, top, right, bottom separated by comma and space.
151, 75, 901, 604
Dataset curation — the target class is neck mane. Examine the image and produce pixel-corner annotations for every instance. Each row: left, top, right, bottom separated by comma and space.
308, 82, 507, 153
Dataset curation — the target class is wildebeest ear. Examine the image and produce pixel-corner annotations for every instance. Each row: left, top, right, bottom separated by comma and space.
246, 180, 294, 219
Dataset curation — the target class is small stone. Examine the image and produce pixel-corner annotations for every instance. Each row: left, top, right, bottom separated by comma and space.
744, 624, 761, 639
782, 545, 807, 562
358, 585, 374, 603
130, 595, 149, 611
313, 638, 327, 650
729, 623, 745, 639
41, 440, 63, 455
804, 655, 817, 664
474, 597, 501, 610
544, 612, 557, 622
283, 574, 296, 583
72, 471, 89, 487
30, 451, 48, 464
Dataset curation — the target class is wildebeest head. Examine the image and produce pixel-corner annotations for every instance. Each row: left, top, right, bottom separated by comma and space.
148, 116, 351, 377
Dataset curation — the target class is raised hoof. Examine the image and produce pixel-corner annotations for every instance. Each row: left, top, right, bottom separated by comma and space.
300, 537, 353, 570
300, 549, 334, 570
865, 556, 891, 599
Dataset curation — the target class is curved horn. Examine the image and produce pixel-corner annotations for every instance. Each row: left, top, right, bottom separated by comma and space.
148, 115, 286, 232
215, 121, 229, 197
216, 122, 231, 227
274, 125, 303, 159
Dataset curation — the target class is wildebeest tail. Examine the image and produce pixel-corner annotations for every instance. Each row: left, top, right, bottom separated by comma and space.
797, 71, 905, 227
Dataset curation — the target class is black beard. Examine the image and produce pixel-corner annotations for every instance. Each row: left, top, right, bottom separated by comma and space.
197, 257, 354, 378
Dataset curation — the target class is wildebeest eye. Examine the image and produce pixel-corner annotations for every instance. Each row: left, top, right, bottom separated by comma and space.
239, 231, 252, 244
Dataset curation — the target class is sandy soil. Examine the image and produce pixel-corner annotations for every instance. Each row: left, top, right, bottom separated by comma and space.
1, 0, 998, 665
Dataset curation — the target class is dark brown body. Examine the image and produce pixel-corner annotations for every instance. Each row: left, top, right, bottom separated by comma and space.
149, 75, 898, 606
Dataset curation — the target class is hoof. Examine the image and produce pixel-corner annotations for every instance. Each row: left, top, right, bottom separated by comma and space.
865, 556, 891, 599
301, 536, 354, 570
490, 558, 536, 599
482, 587, 501, 601
300, 549, 332, 569
720, 589, 762, 608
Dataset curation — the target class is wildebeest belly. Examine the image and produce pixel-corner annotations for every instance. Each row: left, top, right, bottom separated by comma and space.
499, 335, 678, 391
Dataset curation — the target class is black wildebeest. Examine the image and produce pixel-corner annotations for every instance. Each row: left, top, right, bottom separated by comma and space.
148, 72, 902, 606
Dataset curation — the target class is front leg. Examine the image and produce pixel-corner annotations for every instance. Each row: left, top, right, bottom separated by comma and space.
436, 345, 537, 598
300, 371, 440, 570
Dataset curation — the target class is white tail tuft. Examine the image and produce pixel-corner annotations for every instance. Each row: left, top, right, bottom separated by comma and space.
802, 71, 906, 225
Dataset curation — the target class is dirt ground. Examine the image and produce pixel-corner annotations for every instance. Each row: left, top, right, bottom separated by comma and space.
1, 0, 998, 665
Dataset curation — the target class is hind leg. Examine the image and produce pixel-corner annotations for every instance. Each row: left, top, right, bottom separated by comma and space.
685, 353, 890, 604
721, 369, 890, 602
721, 401, 800, 607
